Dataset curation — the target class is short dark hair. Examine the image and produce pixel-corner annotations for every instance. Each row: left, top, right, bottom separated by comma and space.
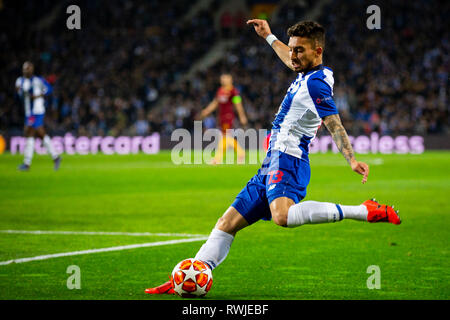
287, 21, 325, 49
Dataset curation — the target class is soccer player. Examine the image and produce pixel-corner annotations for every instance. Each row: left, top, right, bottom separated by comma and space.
146, 20, 400, 295
199, 73, 248, 164
16, 61, 61, 171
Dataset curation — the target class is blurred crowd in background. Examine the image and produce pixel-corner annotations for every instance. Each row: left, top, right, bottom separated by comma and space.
1, 0, 448, 138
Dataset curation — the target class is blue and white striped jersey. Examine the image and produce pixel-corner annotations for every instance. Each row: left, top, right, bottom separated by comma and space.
15, 76, 52, 117
268, 64, 338, 160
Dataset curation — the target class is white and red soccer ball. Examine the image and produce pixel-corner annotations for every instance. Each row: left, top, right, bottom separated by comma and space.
170, 258, 213, 298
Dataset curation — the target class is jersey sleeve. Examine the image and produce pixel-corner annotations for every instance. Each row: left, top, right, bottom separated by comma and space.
307, 77, 338, 118
231, 87, 242, 104
38, 77, 53, 96
15, 77, 21, 89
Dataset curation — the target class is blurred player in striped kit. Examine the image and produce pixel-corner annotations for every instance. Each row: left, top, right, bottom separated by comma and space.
15, 61, 61, 171
199, 73, 248, 164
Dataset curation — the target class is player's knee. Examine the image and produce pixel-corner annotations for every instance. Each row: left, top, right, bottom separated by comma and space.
36, 127, 45, 139
25, 127, 34, 137
271, 209, 288, 227
215, 216, 237, 234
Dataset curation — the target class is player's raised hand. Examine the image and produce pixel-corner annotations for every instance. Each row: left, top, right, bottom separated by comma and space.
351, 160, 369, 184
246, 19, 272, 39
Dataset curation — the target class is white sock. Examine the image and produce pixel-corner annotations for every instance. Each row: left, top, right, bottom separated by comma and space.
287, 200, 368, 228
24, 137, 35, 165
194, 228, 234, 270
287, 201, 341, 227
340, 204, 368, 221
43, 135, 58, 160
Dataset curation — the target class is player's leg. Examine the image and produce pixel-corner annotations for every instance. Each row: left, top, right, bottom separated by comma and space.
227, 136, 245, 163
35, 124, 62, 170
146, 170, 269, 294
270, 197, 366, 227
146, 205, 256, 295
35, 125, 55, 158
212, 132, 226, 164
193, 168, 272, 271
194, 206, 249, 269
212, 123, 236, 164
269, 196, 294, 226
266, 151, 401, 227
19, 125, 35, 171
271, 197, 401, 227
220, 134, 245, 164
145, 207, 249, 295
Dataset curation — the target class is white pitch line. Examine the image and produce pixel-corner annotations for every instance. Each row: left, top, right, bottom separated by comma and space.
0, 230, 207, 238
0, 237, 208, 266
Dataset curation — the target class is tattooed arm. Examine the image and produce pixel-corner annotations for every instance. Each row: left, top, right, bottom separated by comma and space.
323, 114, 370, 184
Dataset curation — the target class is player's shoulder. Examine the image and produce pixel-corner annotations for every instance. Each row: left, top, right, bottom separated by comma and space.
307, 65, 334, 89
34, 76, 46, 84
308, 65, 333, 80
15, 76, 23, 84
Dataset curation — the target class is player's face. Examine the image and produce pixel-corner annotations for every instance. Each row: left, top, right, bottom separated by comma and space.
22, 63, 34, 78
288, 36, 321, 73
220, 74, 233, 87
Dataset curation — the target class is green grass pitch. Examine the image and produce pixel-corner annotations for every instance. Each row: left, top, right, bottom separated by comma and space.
0, 151, 449, 300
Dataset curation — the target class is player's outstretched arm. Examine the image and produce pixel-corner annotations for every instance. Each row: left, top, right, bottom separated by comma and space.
233, 100, 248, 126
246, 19, 294, 71
323, 114, 369, 184
199, 99, 218, 119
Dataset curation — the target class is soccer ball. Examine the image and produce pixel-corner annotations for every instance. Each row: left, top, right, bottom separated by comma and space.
170, 258, 213, 298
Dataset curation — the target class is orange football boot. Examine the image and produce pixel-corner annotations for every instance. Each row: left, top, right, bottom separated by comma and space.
363, 198, 401, 225
145, 276, 175, 295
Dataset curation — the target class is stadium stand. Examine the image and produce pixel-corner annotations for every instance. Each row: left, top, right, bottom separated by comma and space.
1, 0, 448, 138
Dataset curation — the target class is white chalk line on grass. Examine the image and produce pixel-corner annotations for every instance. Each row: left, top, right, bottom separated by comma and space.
0, 229, 207, 238
0, 236, 208, 266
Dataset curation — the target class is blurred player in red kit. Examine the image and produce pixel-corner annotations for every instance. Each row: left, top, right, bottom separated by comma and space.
199, 73, 248, 164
